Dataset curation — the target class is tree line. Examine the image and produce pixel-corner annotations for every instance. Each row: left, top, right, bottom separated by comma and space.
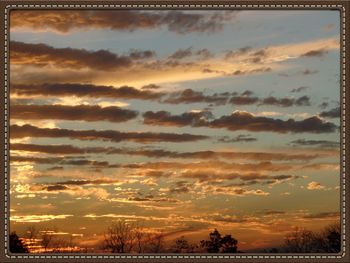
9, 221, 340, 253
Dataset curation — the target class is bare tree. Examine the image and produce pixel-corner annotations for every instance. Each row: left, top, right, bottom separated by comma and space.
103, 221, 136, 253
40, 228, 56, 252
145, 233, 165, 253
134, 224, 146, 253
172, 236, 190, 253
283, 223, 341, 253
25, 226, 38, 251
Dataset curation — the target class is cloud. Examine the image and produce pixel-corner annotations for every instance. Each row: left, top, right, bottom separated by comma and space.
195, 49, 213, 59
128, 49, 155, 60
307, 181, 326, 190
163, 89, 228, 105
225, 38, 338, 66
141, 84, 161, 90
10, 124, 208, 143
10, 214, 73, 223
11, 83, 164, 100
319, 107, 340, 118
291, 86, 309, 93
142, 110, 337, 133
125, 160, 293, 173
227, 90, 310, 107
11, 41, 139, 71
11, 156, 116, 169
301, 49, 328, 57
10, 10, 237, 34
11, 143, 320, 162
229, 95, 259, 105
289, 139, 339, 148
224, 46, 252, 59
169, 47, 192, 59
11, 143, 107, 155
11, 104, 138, 123
217, 135, 257, 143
227, 67, 272, 76
259, 95, 310, 107
178, 171, 299, 185
16, 183, 111, 200
211, 186, 270, 197
10, 37, 339, 87
302, 212, 339, 219
50, 179, 120, 186
210, 111, 336, 133
261, 210, 286, 216
143, 110, 212, 127
301, 69, 319, 75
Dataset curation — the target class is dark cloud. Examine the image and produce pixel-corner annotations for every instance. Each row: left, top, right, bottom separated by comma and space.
229, 96, 259, 105
46, 166, 64, 171
11, 104, 138, 123
10, 124, 209, 143
291, 86, 309, 93
217, 135, 257, 143
169, 47, 192, 59
186, 171, 298, 183
11, 41, 136, 71
279, 69, 319, 77
224, 46, 252, 59
11, 156, 115, 168
261, 210, 285, 215
319, 107, 340, 118
11, 143, 319, 162
301, 69, 319, 75
228, 90, 310, 107
319, 102, 329, 109
260, 96, 310, 107
302, 212, 339, 219
55, 179, 120, 186
168, 181, 193, 194
163, 89, 228, 105
141, 84, 161, 90
195, 49, 212, 59
11, 83, 164, 100
143, 110, 212, 127
11, 10, 237, 34
210, 111, 336, 133
45, 185, 68, 191
142, 110, 337, 133
11, 143, 92, 154
229, 67, 272, 76
128, 49, 155, 60
295, 96, 311, 106
301, 49, 328, 57
246, 49, 268, 63
289, 139, 339, 148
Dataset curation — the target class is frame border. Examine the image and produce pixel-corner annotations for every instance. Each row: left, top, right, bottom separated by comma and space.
1, 1, 349, 262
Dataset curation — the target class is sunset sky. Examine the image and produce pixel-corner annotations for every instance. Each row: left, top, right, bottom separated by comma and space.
9, 9, 341, 251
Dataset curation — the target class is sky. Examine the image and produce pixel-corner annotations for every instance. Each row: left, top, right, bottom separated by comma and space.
9, 9, 341, 252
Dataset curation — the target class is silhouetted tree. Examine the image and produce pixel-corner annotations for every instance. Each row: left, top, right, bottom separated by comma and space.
200, 229, 238, 253
283, 223, 341, 253
25, 225, 38, 252
322, 223, 341, 252
103, 221, 135, 253
284, 227, 316, 252
41, 229, 55, 252
145, 233, 165, 253
9, 232, 28, 253
221, 234, 238, 253
172, 236, 190, 253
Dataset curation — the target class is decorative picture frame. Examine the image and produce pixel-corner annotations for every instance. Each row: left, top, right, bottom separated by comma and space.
0, 1, 349, 262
